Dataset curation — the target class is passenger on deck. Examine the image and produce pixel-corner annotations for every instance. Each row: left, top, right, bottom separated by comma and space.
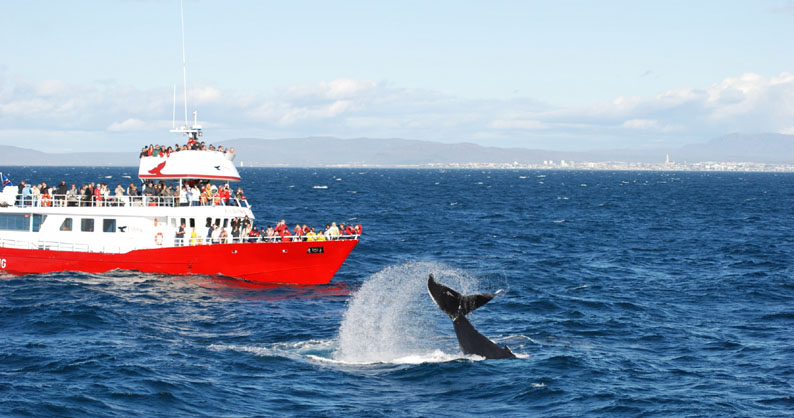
92, 184, 102, 206
219, 185, 231, 205
67, 184, 79, 207
175, 221, 186, 246
293, 224, 303, 241
114, 184, 125, 205
82, 183, 93, 207
181, 185, 189, 206
189, 185, 200, 206
274, 220, 287, 236
16, 181, 26, 206
247, 226, 259, 243
280, 227, 292, 242
40, 186, 52, 207
327, 222, 340, 240
231, 224, 240, 242
56, 181, 68, 206
31, 184, 41, 206
242, 216, 252, 236
210, 223, 220, 244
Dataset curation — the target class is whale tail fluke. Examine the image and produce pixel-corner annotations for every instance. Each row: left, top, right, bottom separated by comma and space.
427, 274, 516, 360
427, 274, 500, 319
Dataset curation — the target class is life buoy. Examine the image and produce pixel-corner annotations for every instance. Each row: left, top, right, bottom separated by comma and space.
154, 232, 164, 245
41, 194, 51, 207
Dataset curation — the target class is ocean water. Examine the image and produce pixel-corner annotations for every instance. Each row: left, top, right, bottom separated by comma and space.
1, 167, 793, 417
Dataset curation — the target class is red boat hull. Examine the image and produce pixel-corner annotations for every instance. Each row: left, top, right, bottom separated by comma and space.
0, 240, 359, 285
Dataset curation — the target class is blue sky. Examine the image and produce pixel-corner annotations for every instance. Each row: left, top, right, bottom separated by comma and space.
2, 0, 794, 152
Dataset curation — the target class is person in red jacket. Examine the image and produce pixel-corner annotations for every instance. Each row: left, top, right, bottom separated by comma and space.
219, 185, 231, 205
274, 219, 287, 235
93, 184, 103, 206
280, 228, 292, 242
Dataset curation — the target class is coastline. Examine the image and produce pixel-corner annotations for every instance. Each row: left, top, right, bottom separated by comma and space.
2, 162, 794, 172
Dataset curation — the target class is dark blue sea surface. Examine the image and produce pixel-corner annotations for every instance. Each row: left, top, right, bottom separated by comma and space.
1, 167, 793, 416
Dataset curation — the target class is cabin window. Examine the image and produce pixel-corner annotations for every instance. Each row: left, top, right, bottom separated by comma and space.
205, 217, 212, 227
223, 219, 228, 228
32, 214, 47, 232
103, 219, 116, 233
81, 218, 95, 232
0, 213, 29, 231
189, 218, 195, 228
60, 218, 73, 232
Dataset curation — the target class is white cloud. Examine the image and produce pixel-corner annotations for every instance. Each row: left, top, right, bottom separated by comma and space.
107, 118, 148, 132
192, 86, 222, 104
621, 119, 659, 130
489, 119, 548, 130
2, 72, 794, 151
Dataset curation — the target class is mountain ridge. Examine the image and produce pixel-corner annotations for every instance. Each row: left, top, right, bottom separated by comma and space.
0, 133, 792, 166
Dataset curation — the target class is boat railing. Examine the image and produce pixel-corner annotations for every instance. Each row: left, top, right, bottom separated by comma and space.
1, 234, 359, 253
0, 237, 89, 252
173, 234, 360, 247
5, 193, 250, 209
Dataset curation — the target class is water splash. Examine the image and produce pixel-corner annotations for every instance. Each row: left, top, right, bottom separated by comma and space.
333, 261, 482, 363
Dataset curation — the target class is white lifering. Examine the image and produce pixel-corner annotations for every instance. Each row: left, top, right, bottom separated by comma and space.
154, 232, 164, 245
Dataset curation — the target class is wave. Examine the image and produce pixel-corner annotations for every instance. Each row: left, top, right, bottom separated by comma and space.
209, 340, 484, 366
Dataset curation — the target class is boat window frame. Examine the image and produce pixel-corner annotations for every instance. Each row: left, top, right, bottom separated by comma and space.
60, 218, 73, 232
32, 214, 47, 232
81, 218, 95, 232
103, 219, 116, 233
0, 213, 30, 231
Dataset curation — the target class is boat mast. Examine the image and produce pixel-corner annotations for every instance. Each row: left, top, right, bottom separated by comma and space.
172, 84, 176, 129
180, 0, 189, 130
170, 0, 202, 141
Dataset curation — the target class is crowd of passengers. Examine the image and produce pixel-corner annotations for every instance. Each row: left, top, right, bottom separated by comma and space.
176, 218, 361, 245
139, 136, 234, 158
14, 179, 245, 207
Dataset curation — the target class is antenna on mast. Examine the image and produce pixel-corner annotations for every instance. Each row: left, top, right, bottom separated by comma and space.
172, 84, 176, 129
180, 0, 188, 129
169, 0, 202, 141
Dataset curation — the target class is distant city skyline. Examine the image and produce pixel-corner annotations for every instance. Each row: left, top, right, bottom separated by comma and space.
2, 1, 794, 152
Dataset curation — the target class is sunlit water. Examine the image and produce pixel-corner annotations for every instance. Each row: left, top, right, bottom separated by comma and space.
1, 167, 793, 416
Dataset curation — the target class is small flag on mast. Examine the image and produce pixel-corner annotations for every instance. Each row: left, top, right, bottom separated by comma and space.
1, 172, 13, 187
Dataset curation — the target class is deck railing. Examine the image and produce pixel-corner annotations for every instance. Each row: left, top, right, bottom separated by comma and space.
5, 193, 250, 209
0, 234, 359, 253
173, 234, 360, 247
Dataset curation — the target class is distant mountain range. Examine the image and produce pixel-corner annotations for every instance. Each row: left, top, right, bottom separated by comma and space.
0, 133, 792, 167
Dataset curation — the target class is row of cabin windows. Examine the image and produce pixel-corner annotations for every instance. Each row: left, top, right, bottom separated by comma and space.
171, 218, 235, 229
0, 213, 47, 232
59, 218, 116, 233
